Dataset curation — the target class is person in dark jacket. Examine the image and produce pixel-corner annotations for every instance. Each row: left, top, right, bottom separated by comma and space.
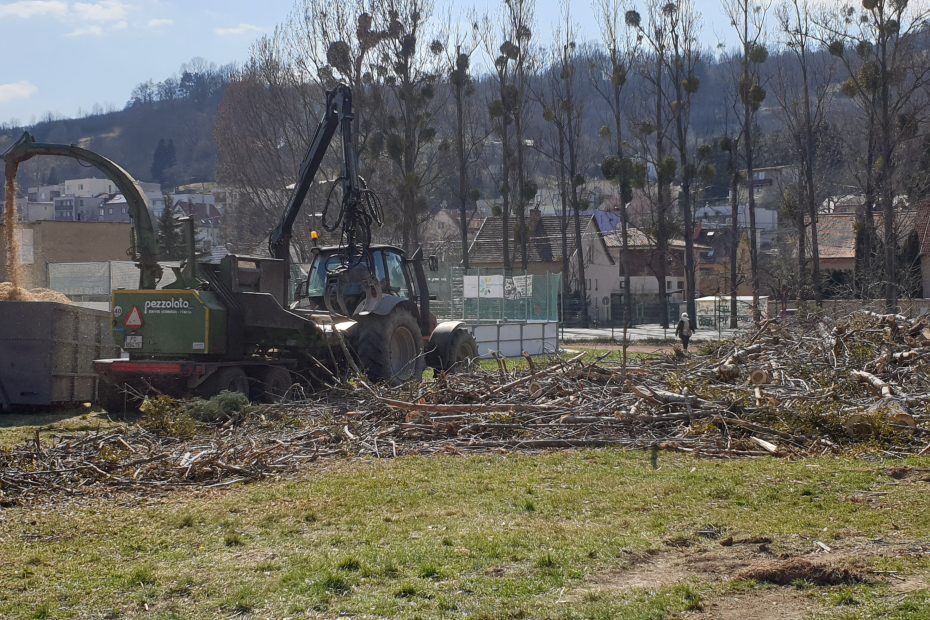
675, 312, 693, 351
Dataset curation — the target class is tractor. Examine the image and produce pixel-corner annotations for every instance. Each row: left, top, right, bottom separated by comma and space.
1, 84, 477, 407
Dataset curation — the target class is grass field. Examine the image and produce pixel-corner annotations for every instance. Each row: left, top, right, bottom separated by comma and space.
2, 449, 929, 619
475, 350, 659, 373
0, 409, 125, 450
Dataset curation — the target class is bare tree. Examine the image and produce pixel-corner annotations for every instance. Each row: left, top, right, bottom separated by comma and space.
724, 132, 744, 327
373, 0, 446, 251
480, 2, 535, 270
286, 0, 385, 162
216, 1, 387, 257
505, 0, 536, 270
664, 0, 702, 323
479, 13, 517, 269
592, 0, 642, 328
561, 14, 589, 326
714, 55, 746, 328
821, 0, 930, 310
628, 2, 674, 328
536, 9, 589, 324
532, 62, 571, 297
774, 0, 835, 305
216, 39, 327, 259
444, 18, 481, 268
724, 0, 770, 325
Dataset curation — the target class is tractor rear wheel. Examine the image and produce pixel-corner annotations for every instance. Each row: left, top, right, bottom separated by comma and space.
198, 367, 250, 399
354, 308, 425, 385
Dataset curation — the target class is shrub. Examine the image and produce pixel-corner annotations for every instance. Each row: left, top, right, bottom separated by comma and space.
186, 391, 252, 424
138, 396, 197, 438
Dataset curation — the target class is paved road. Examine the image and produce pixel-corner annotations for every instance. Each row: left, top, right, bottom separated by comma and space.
561, 325, 744, 342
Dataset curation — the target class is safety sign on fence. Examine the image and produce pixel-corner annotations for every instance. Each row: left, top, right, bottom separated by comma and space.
464, 274, 534, 299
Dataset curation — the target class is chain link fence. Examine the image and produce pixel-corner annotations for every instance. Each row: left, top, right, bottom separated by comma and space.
427, 267, 561, 322
48, 261, 180, 303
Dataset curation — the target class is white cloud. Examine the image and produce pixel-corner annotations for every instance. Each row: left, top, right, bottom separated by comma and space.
72, 0, 127, 23
0, 81, 38, 104
147, 17, 172, 29
65, 24, 104, 37
64, 0, 130, 37
214, 23, 263, 36
1, 1, 151, 38
0, 0, 67, 18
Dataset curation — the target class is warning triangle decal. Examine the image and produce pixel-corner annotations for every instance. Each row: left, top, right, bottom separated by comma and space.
125, 306, 144, 330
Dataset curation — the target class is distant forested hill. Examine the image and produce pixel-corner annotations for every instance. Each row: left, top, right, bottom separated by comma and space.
0, 60, 232, 190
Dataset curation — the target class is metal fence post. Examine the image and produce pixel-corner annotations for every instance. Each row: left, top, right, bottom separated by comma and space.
476, 267, 480, 322
500, 268, 504, 322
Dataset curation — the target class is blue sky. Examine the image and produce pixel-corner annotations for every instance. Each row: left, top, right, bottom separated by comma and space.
0, 0, 735, 126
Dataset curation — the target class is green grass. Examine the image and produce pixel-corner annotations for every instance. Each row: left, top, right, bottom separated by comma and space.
0, 409, 126, 450
562, 336, 677, 345
1, 451, 928, 618
476, 350, 655, 373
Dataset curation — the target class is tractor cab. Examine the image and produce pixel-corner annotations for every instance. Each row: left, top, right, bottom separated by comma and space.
296, 245, 425, 318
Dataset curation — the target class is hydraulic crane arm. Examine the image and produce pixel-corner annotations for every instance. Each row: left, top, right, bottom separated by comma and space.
2, 132, 161, 289
268, 83, 360, 262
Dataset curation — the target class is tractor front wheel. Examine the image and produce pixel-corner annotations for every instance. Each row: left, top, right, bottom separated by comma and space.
429, 329, 478, 374
354, 308, 425, 385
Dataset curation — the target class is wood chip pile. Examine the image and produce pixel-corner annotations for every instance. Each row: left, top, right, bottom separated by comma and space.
0, 282, 71, 303
2, 310, 929, 506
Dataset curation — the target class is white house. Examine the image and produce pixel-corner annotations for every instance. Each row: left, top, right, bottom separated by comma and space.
63, 178, 118, 198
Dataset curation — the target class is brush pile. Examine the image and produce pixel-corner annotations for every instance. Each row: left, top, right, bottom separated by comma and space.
1, 310, 929, 505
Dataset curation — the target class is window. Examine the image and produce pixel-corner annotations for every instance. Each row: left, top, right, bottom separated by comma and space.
306, 254, 347, 297
384, 252, 410, 298
371, 250, 387, 288
678, 280, 684, 290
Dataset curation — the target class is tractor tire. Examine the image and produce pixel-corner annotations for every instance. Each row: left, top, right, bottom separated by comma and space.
254, 366, 293, 403
354, 308, 425, 385
431, 329, 478, 374
198, 366, 250, 399
97, 380, 130, 415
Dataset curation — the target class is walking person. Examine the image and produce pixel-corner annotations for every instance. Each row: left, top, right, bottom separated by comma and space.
675, 312, 693, 351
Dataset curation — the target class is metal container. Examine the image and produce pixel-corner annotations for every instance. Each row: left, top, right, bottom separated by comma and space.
0, 301, 118, 411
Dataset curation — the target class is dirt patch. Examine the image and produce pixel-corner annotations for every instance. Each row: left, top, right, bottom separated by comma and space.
574, 544, 765, 597
739, 557, 867, 586
891, 575, 929, 594
682, 588, 818, 620
570, 537, 914, 604
886, 466, 930, 482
